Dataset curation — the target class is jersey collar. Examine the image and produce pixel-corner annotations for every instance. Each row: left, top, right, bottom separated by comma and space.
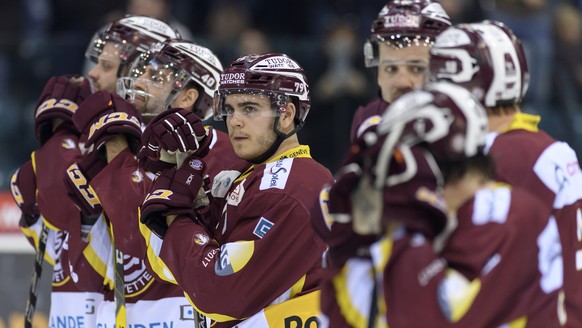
505, 112, 540, 133
235, 145, 312, 183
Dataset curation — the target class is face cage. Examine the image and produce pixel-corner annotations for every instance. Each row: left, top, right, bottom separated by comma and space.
213, 89, 291, 121
364, 34, 435, 68
117, 56, 190, 117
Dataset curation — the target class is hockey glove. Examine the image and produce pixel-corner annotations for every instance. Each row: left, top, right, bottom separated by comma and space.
64, 151, 107, 219
10, 160, 40, 226
140, 157, 208, 238
73, 91, 143, 154
35, 75, 93, 144
137, 145, 176, 175
327, 130, 375, 225
141, 107, 211, 159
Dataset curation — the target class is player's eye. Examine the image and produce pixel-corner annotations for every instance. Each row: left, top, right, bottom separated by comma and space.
383, 65, 397, 74
224, 106, 235, 115
410, 65, 427, 74
244, 106, 258, 115
101, 61, 114, 72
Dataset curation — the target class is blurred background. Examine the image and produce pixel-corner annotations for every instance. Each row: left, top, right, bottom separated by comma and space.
0, 0, 581, 185
1, 0, 582, 324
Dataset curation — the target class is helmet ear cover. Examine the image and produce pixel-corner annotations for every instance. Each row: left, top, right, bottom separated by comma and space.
429, 20, 530, 108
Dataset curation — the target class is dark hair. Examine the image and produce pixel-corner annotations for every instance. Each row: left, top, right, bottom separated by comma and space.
438, 152, 494, 185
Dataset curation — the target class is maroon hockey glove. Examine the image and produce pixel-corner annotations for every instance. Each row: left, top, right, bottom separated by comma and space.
35, 75, 93, 145
64, 151, 107, 218
137, 145, 176, 175
73, 91, 143, 154
141, 108, 211, 159
327, 131, 375, 225
140, 156, 208, 238
10, 160, 40, 226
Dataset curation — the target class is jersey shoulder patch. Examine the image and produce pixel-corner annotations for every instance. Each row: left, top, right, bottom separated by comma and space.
259, 158, 293, 190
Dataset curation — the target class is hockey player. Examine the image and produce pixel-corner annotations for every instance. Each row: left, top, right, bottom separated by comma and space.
116, 40, 248, 283
350, 0, 450, 141
325, 81, 565, 327
85, 15, 179, 93
313, 2, 451, 325
65, 41, 230, 327
138, 53, 333, 327
10, 75, 100, 328
429, 20, 582, 327
11, 16, 179, 328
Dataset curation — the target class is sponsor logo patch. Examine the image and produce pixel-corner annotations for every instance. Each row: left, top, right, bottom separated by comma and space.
260, 159, 292, 190
253, 217, 274, 238
227, 181, 245, 206
189, 159, 204, 170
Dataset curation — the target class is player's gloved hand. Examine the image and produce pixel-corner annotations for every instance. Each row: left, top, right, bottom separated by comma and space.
137, 145, 175, 175
327, 130, 379, 225
140, 156, 208, 238
141, 107, 211, 160
73, 91, 143, 154
35, 75, 93, 145
10, 160, 40, 226
64, 151, 107, 220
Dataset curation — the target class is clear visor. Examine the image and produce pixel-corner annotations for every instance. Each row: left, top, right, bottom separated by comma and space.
213, 89, 289, 121
364, 34, 435, 67
85, 33, 136, 65
117, 54, 187, 117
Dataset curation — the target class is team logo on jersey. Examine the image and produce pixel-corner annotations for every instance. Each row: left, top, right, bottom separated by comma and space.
131, 170, 144, 183
253, 217, 274, 239
194, 233, 209, 245
61, 138, 77, 149
123, 255, 154, 296
260, 159, 292, 190
52, 231, 68, 285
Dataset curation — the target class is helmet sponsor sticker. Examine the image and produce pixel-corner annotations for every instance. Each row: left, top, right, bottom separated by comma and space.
383, 14, 420, 28
254, 56, 299, 69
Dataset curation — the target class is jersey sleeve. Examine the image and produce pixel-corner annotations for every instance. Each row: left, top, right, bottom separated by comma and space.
158, 194, 323, 322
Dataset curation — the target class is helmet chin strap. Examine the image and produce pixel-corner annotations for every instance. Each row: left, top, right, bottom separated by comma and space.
248, 116, 287, 164
246, 116, 304, 165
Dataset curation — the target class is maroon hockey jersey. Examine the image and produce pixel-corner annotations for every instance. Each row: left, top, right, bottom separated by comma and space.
485, 113, 582, 327
88, 148, 186, 301
155, 145, 332, 327
380, 184, 564, 327
33, 127, 83, 231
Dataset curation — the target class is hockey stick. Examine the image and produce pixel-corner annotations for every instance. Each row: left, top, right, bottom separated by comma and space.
114, 246, 127, 328
24, 222, 49, 328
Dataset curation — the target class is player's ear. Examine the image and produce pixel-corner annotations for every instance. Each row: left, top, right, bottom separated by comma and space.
172, 87, 199, 111
279, 101, 296, 131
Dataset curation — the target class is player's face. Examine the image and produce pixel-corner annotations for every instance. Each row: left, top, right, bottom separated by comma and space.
87, 42, 121, 93
132, 63, 174, 115
224, 93, 278, 161
377, 43, 430, 103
